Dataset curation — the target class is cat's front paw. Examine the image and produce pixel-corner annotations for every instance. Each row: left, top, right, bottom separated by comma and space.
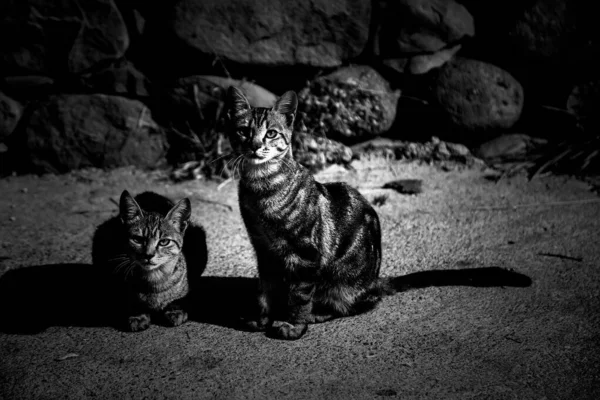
127, 313, 151, 332
163, 308, 188, 327
266, 320, 308, 340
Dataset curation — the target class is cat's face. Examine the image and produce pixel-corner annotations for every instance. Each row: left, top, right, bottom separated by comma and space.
227, 87, 298, 167
119, 191, 190, 281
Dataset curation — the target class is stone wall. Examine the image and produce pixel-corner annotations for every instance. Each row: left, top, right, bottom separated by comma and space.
0, 0, 597, 175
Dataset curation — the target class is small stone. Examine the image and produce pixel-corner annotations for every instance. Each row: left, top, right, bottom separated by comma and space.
383, 179, 423, 195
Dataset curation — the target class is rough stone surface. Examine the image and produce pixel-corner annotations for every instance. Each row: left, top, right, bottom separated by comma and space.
78, 60, 152, 98
383, 44, 462, 75
0, 0, 129, 76
170, 0, 371, 67
0, 92, 23, 142
165, 75, 277, 123
375, 0, 474, 56
297, 65, 400, 143
293, 130, 353, 172
0, 161, 599, 399
1, 76, 55, 100
18, 94, 167, 173
460, 0, 598, 104
476, 134, 549, 164
432, 57, 524, 135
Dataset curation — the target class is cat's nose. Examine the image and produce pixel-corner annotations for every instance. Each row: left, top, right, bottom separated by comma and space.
143, 254, 154, 263
250, 138, 262, 151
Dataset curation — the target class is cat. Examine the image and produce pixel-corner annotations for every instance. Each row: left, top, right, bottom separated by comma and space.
226, 86, 389, 340
226, 87, 533, 340
92, 190, 207, 332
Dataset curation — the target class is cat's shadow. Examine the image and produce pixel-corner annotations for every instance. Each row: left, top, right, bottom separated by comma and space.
0, 265, 531, 334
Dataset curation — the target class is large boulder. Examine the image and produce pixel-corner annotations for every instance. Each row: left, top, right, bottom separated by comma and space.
170, 0, 371, 67
0, 0, 129, 76
78, 60, 152, 99
375, 0, 474, 55
383, 44, 462, 75
18, 94, 167, 173
461, 0, 599, 104
432, 58, 524, 137
296, 65, 401, 143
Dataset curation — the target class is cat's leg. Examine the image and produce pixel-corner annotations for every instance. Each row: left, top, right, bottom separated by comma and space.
127, 313, 150, 332
267, 281, 315, 340
123, 298, 151, 332
242, 278, 276, 331
161, 298, 189, 327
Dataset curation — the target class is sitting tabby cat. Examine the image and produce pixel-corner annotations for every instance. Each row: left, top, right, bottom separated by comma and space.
227, 86, 391, 340
92, 190, 207, 332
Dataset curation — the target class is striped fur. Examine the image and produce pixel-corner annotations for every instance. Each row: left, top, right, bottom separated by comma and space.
93, 191, 194, 332
227, 87, 383, 340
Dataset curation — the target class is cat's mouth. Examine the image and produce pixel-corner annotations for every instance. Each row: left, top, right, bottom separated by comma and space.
247, 153, 269, 165
139, 262, 160, 272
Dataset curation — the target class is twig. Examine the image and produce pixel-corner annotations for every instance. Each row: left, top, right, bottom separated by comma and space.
538, 252, 583, 262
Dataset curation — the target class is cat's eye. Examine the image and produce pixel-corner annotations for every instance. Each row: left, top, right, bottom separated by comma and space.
130, 236, 144, 245
237, 128, 249, 137
265, 130, 278, 139
158, 239, 171, 247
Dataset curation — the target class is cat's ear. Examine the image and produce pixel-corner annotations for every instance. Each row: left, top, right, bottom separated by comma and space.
227, 86, 251, 120
120, 190, 143, 226
273, 90, 298, 127
166, 198, 191, 233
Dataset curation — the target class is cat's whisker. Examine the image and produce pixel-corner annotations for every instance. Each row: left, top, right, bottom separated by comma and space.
107, 255, 129, 262
112, 258, 131, 272
209, 152, 234, 165
220, 153, 243, 180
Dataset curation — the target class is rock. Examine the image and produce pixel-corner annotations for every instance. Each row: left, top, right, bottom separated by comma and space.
460, 0, 598, 104
383, 44, 462, 75
508, 0, 571, 61
18, 94, 166, 173
351, 136, 481, 168
293, 131, 353, 172
199, 77, 277, 108
78, 60, 152, 98
375, 0, 474, 57
432, 58, 524, 136
1, 76, 55, 99
0, 0, 129, 76
445, 141, 471, 158
166, 75, 276, 118
0, 92, 23, 142
475, 134, 548, 164
296, 65, 401, 143
170, 0, 371, 67
383, 179, 423, 195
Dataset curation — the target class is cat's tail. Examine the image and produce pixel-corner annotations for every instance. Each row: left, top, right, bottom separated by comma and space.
376, 266, 532, 296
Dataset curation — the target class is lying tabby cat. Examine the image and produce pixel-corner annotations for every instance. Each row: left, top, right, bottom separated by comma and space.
227, 86, 391, 340
92, 190, 207, 332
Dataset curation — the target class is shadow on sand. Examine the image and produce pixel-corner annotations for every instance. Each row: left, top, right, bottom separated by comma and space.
0, 265, 531, 335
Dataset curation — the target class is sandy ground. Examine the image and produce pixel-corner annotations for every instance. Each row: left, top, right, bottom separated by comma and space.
0, 158, 599, 400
